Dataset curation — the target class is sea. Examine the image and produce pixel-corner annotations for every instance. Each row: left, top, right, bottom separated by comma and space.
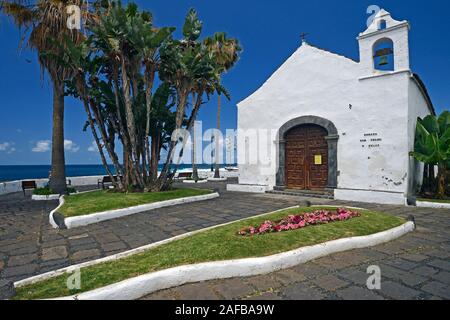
0, 164, 231, 183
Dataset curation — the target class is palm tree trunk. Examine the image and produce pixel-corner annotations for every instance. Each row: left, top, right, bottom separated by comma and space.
121, 58, 144, 189
73, 75, 124, 191
430, 165, 437, 194
123, 148, 131, 187
214, 92, 221, 179
421, 164, 430, 195
89, 99, 124, 189
189, 93, 199, 181
157, 90, 189, 190
141, 144, 149, 186
82, 98, 119, 190
192, 119, 199, 181
112, 67, 140, 189
150, 134, 159, 182
49, 79, 67, 194
144, 66, 156, 186
437, 164, 446, 199
168, 92, 204, 187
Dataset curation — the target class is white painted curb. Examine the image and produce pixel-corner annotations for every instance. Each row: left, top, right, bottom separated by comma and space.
32, 191, 80, 201
208, 177, 228, 182
32, 194, 60, 201
49, 192, 220, 229
227, 184, 268, 194
19, 206, 300, 288
49, 196, 65, 229
49, 221, 414, 300
182, 180, 208, 184
416, 201, 450, 209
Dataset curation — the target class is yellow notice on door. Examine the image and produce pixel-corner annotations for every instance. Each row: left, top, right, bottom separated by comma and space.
314, 155, 322, 165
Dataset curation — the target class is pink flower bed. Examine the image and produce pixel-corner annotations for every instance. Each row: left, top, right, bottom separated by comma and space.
238, 208, 361, 237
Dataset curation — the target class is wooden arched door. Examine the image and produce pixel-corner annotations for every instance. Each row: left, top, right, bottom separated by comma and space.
285, 124, 328, 190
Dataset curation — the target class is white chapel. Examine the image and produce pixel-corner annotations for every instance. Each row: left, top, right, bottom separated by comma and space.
229, 9, 435, 205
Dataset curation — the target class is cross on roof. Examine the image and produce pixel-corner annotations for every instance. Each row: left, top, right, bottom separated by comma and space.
300, 32, 309, 43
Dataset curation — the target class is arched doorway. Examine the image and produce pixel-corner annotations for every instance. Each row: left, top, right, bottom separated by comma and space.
285, 124, 328, 190
276, 116, 339, 190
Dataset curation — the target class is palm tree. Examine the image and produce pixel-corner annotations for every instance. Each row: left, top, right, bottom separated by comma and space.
48, 35, 125, 191
134, 18, 174, 185
410, 111, 450, 198
1, 0, 87, 194
89, 1, 146, 189
157, 8, 212, 190
204, 32, 241, 178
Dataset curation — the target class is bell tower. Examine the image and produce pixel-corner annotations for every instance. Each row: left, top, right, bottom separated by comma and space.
358, 9, 410, 77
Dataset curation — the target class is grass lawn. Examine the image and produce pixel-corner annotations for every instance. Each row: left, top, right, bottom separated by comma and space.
417, 198, 450, 204
14, 206, 405, 300
59, 188, 213, 218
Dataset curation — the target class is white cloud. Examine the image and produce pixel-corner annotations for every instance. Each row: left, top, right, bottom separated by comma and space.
0, 142, 10, 151
88, 141, 98, 152
32, 140, 51, 153
31, 139, 80, 153
64, 139, 80, 153
0, 142, 15, 154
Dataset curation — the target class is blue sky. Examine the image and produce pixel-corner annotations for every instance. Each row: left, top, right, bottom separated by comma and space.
0, 0, 449, 165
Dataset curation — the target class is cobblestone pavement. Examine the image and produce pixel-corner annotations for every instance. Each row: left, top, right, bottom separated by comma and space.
141, 201, 450, 300
0, 180, 304, 283
0, 181, 449, 300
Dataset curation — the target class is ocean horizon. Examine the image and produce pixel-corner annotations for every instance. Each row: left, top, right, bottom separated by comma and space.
0, 164, 235, 183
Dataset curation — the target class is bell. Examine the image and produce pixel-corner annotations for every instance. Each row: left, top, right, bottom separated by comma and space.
378, 56, 388, 66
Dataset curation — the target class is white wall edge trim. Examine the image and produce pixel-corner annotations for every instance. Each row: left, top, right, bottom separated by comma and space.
226, 184, 268, 194
52, 221, 415, 300
32, 191, 82, 201
416, 201, 450, 209
49, 192, 220, 229
207, 177, 228, 182
48, 190, 99, 229
49, 196, 65, 229
32, 194, 61, 201
182, 180, 208, 184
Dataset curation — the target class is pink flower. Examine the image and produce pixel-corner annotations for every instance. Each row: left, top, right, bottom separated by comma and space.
238, 208, 360, 237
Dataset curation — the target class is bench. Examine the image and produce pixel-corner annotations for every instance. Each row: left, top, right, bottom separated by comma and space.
176, 172, 193, 180
22, 181, 37, 196
98, 176, 121, 189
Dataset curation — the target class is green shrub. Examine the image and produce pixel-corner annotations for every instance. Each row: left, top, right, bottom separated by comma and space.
33, 187, 77, 195
67, 187, 77, 194
185, 177, 206, 181
33, 187, 54, 196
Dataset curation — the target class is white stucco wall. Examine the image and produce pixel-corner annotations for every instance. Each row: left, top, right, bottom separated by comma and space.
358, 10, 410, 77
407, 77, 434, 195
235, 10, 433, 205
237, 43, 410, 197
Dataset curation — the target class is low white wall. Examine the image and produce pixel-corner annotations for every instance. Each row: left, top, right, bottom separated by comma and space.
31, 194, 61, 201
0, 169, 238, 196
226, 184, 268, 194
335, 189, 406, 205
0, 176, 105, 196
0, 179, 48, 195
416, 201, 450, 209
180, 169, 238, 180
